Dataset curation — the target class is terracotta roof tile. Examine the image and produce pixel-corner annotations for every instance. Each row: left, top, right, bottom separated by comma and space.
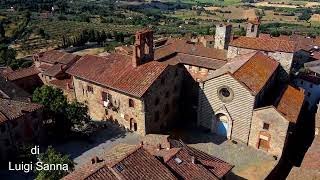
0, 77, 31, 101
233, 52, 279, 94
155, 39, 227, 60
230, 36, 296, 53
166, 148, 219, 180
43, 64, 66, 77
85, 165, 118, 180
169, 140, 233, 178
110, 147, 177, 180
67, 54, 168, 98
276, 85, 304, 123
38, 50, 80, 65
0, 98, 42, 123
49, 78, 73, 90
3, 66, 40, 81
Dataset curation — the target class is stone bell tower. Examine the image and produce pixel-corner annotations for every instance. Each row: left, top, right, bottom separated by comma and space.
246, 18, 260, 38
214, 23, 232, 50
132, 29, 154, 67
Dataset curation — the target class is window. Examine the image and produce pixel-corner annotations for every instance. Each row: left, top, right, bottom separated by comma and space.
263, 123, 270, 130
175, 69, 178, 77
217, 86, 234, 103
189, 65, 192, 70
310, 84, 313, 88
155, 111, 160, 122
87, 85, 93, 93
129, 99, 134, 108
197, 67, 201, 71
301, 81, 304, 85
161, 78, 165, 85
165, 91, 170, 98
11, 121, 18, 128
174, 85, 178, 93
0, 125, 5, 133
307, 92, 311, 97
164, 104, 169, 114
4, 139, 10, 146
115, 164, 124, 172
155, 97, 160, 106
102, 92, 112, 101
251, 25, 255, 32
220, 88, 230, 97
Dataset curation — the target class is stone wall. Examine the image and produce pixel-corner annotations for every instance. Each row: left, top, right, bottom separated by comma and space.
72, 65, 183, 135
73, 76, 146, 135
198, 73, 255, 143
249, 107, 289, 158
0, 108, 43, 160
227, 46, 294, 74
143, 65, 183, 134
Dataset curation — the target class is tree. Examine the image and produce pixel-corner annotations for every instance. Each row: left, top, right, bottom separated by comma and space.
35, 146, 74, 180
65, 102, 90, 129
0, 21, 5, 41
32, 85, 67, 117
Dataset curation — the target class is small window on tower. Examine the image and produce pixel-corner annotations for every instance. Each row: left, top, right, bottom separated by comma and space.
263, 123, 270, 130
129, 99, 134, 108
87, 85, 93, 93
251, 25, 255, 32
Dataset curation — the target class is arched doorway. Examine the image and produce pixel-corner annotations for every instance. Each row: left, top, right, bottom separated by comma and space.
215, 113, 229, 137
130, 118, 137, 132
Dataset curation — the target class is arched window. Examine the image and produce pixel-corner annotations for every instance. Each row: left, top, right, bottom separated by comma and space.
129, 99, 134, 108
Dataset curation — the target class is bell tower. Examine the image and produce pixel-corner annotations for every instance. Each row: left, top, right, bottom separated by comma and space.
132, 29, 154, 67
246, 18, 260, 38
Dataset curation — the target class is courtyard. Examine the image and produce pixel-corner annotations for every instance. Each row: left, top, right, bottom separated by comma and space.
54, 122, 277, 179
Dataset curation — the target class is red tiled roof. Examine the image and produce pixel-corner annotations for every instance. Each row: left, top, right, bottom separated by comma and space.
43, 64, 66, 77
233, 52, 279, 94
166, 148, 218, 180
276, 85, 304, 123
67, 54, 168, 98
38, 50, 80, 65
110, 147, 177, 180
0, 98, 42, 123
230, 36, 296, 53
155, 39, 227, 60
49, 78, 73, 90
3, 66, 40, 81
85, 165, 118, 180
38, 64, 52, 70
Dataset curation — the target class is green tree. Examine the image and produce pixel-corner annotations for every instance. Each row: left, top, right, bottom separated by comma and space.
0, 21, 5, 41
32, 85, 67, 116
35, 146, 74, 180
65, 101, 90, 129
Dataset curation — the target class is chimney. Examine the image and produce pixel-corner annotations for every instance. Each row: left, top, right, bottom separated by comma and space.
191, 156, 195, 164
157, 143, 161, 151
132, 29, 154, 67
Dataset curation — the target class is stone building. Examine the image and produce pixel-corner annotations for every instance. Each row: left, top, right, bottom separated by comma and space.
33, 50, 80, 83
67, 29, 183, 135
293, 60, 320, 110
0, 98, 43, 160
246, 19, 260, 38
1, 66, 42, 94
32, 50, 80, 100
0, 76, 31, 102
214, 23, 232, 50
228, 36, 295, 74
248, 85, 304, 158
197, 52, 279, 143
